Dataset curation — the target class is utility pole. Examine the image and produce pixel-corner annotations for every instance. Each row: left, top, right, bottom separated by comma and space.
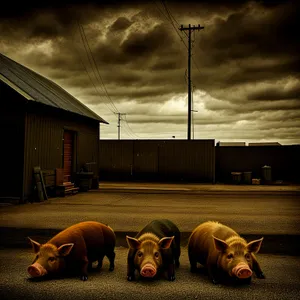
179, 24, 204, 140
192, 109, 198, 139
114, 113, 126, 140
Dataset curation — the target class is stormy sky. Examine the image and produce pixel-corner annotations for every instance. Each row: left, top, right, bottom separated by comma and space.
1, 0, 299, 144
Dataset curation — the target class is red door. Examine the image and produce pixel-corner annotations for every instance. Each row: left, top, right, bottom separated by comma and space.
63, 131, 73, 182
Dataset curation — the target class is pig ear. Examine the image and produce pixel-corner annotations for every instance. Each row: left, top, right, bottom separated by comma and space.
158, 236, 174, 249
247, 237, 264, 253
28, 237, 41, 253
126, 236, 141, 249
57, 243, 74, 256
213, 236, 229, 252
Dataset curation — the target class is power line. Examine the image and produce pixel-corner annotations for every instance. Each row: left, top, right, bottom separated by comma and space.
122, 122, 138, 139
153, 1, 170, 22
73, 21, 143, 140
122, 126, 136, 139
155, 1, 188, 50
154, 0, 206, 102
71, 29, 117, 114
77, 25, 118, 115
157, 1, 204, 81
123, 115, 140, 139
77, 21, 140, 139
77, 21, 119, 114
160, 0, 188, 37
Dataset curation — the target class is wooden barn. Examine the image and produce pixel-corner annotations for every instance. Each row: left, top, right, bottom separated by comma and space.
0, 53, 108, 203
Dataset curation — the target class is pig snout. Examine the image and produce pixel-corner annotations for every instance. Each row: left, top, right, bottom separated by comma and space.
140, 263, 157, 278
28, 262, 48, 277
232, 262, 253, 279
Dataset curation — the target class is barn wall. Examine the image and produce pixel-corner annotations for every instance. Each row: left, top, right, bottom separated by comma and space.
23, 102, 99, 199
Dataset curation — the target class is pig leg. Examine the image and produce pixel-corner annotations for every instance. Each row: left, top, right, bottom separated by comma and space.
96, 253, 105, 270
207, 263, 221, 284
252, 255, 265, 279
172, 241, 180, 267
175, 257, 180, 268
79, 255, 89, 281
88, 261, 93, 271
106, 250, 115, 271
127, 263, 136, 281
167, 262, 175, 281
188, 251, 198, 273
174, 248, 180, 268
127, 251, 136, 281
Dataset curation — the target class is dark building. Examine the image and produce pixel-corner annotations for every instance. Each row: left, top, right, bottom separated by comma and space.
0, 53, 108, 203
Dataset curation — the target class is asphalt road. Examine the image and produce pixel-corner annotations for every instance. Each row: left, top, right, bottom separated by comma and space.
0, 192, 299, 235
0, 247, 299, 300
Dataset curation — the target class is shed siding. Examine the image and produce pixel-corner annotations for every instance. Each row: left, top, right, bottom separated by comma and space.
23, 105, 99, 198
63, 130, 74, 182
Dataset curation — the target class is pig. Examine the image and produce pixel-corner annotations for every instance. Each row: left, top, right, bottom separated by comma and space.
126, 219, 181, 281
27, 221, 116, 281
188, 221, 265, 284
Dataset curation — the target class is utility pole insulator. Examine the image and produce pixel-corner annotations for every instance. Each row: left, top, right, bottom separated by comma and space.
179, 24, 204, 140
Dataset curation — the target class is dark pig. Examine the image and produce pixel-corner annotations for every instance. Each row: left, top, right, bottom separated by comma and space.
27, 221, 116, 281
126, 219, 181, 281
188, 221, 265, 284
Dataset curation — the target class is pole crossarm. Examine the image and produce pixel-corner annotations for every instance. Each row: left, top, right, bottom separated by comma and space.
179, 25, 204, 31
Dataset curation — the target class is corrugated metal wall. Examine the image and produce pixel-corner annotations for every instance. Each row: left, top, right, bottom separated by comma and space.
134, 141, 158, 179
215, 145, 300, 183
23, 103, 100, 198
99, 140, 215, 182
158, 140, 215, 181
99, 140, 134, 180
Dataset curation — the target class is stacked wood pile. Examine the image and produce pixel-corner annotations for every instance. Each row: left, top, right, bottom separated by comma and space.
33, 167, 79, 201
58, 181, 79, 196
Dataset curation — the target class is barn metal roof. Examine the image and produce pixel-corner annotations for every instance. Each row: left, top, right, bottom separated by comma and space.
0, 53, 108, 123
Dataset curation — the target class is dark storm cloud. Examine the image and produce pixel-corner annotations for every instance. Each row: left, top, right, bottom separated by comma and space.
109, 17, 133, 32
91, 24, 173, 66
121, 24, 171, 57
194, 0, 300, 89
248, 84, 300, 101
1, 0, 299, 142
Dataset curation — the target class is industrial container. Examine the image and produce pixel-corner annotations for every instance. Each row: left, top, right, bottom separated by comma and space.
231, 172, 242, 184
243, 172, 252, 184
262, 165, 272, 184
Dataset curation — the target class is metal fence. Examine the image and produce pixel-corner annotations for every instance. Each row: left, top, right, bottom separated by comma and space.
99, 140, 215, 183
215, 145, 300, 183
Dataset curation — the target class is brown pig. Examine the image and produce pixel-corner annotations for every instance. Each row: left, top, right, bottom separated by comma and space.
126, 219, 181, 281
188, 221, 265, 284
27, 221, 116, 281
